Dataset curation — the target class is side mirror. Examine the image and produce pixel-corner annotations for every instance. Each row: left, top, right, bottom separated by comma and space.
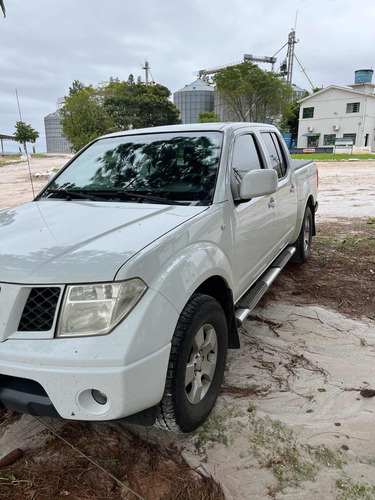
239, 169, 278, 200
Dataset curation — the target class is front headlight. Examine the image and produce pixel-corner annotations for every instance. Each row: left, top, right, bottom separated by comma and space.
56, 278, 147, 337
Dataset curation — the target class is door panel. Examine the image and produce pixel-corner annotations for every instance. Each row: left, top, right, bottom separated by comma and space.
276, 174, 297, 247
260, 131, 297, 248
229, 133, 279, 300
233, 195, 278, 299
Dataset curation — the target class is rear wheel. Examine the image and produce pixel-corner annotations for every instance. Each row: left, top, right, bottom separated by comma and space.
156, 294, 228, 433
292, 205, 313, 263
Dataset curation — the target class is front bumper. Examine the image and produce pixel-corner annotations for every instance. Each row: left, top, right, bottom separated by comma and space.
0, 287, 177, 420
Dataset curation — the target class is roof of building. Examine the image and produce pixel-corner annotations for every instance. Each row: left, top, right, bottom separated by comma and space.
291, 83, 307, 94
0, 134, 14, 140
44, 110, 62, 119
175, 78, 215, 93
298, 85, 375, 104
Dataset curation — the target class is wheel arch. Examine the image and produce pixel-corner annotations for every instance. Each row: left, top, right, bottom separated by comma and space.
291, 193, 316, 244
194, 276, 240, 349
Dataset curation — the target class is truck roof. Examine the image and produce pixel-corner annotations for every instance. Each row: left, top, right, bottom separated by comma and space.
101, 122, 277, 139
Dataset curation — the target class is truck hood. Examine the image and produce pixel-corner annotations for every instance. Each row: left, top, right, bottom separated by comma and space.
0, 200, 206, 284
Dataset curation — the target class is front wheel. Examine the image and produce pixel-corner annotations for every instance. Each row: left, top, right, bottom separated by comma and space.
156, 294, 228, 433
292, 205, 313, 263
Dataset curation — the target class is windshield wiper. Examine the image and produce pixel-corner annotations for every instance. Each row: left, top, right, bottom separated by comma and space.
42, 188, 187, 205
116, 190, 186, 206
43, 189, 107, 201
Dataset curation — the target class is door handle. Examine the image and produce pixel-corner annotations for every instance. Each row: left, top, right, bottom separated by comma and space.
268, 197, 276, 209
290, 184, 295, 194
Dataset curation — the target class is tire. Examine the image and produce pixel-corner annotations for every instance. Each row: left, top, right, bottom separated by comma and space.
156, 293, 228, 433
292, 205, 313, 263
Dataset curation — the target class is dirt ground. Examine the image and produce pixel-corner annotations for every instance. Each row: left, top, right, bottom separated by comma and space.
0, 158, 375, 499
0, 154, 73, 211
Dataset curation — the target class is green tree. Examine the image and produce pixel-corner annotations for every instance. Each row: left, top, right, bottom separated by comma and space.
214, 62, 293, 124
197, 111, 220, 123
103, 80, 181, 129
60, 85, 116, 152
68, 79, 85, 96
283, 98, 304, 135
13, 121, 39, 154
61, 78, 181, 152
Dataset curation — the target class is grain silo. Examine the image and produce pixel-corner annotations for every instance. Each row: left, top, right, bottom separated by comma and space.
44, 99, 72, 153
173, 79, 215, 124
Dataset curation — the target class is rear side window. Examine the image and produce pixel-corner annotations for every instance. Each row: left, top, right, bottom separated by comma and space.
232, 134, 263, 184
261, 132, 287, 179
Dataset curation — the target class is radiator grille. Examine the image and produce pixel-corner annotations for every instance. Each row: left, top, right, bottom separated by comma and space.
18, 288, 61, 332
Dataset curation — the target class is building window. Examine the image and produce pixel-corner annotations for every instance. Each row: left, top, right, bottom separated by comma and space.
302, 107, 314, 118
323, 134, 336, 145
307, 136, 319, 147
343, 133, 356, 145
346, 102, 360, 113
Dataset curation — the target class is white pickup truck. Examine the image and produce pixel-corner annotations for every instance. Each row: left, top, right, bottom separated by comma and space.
0, 123, 317, 432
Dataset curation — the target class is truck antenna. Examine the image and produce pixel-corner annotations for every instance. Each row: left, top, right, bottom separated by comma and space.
15, 89, 35, 198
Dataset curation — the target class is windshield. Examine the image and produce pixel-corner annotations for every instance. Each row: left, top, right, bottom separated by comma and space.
41, 131, 222, 205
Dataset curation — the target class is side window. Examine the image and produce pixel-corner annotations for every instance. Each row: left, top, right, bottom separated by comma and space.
232, 134, 263, 185
261, 132, 287, 179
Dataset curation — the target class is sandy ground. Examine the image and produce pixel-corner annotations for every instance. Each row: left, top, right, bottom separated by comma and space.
158, 305, 375, 499
1, 157, 375, 499
315, 161, 375, 219
0, 154, 73, 211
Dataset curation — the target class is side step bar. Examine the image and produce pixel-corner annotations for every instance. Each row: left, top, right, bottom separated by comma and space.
235, 246, 296, 326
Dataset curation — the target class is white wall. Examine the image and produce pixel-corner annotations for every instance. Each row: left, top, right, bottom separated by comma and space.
297, 87, 375, 151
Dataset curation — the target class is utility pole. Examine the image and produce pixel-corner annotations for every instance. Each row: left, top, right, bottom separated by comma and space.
286, 29, 298, 86
142, 60, 150, 85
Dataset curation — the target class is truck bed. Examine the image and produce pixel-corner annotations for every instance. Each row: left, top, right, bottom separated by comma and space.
291, 159, 315, 171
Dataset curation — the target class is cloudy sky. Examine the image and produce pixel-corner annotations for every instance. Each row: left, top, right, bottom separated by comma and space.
1, 0, 374, 152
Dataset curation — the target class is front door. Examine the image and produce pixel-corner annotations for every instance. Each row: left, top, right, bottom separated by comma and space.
230, 133, 279, 300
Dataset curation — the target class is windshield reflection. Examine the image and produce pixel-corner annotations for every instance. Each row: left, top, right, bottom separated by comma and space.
44, 132, 222, 205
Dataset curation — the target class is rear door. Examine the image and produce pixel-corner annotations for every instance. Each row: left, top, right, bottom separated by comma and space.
230, 132, 279, 299
260, 131, 297, 248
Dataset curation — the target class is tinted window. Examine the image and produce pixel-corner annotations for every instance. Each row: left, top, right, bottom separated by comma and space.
232, 134, 262, 184
46, 132, 222, 204
261, 132, 287, 179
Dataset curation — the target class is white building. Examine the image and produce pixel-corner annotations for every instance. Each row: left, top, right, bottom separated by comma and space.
297, 70, 375, 152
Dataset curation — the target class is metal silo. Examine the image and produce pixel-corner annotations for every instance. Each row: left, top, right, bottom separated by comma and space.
44, 108, 72, 153
173, 79, 215, 124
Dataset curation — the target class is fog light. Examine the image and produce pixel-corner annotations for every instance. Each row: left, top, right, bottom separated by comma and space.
91, 389, 108, 405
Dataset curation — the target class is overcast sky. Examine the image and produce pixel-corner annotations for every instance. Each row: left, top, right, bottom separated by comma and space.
1, 0, 374, 152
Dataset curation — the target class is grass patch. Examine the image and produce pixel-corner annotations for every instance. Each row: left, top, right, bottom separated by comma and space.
336, 478, 375, 499
247, 414, 344, 487
193, 405, 345, 488
193, 405, 245, 449
0, 154, 21, 166
291, 153, 375, 161
270, 218, 375, 320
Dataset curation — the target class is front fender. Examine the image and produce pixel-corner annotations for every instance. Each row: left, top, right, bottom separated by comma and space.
147, 242, 234, 315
